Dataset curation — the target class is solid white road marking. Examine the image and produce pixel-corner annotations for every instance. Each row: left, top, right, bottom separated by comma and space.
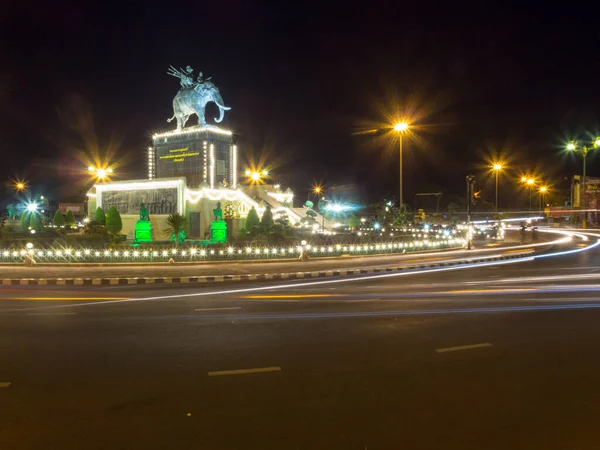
25, 313, 77, 316
435, 343, 492, 353
208, 366, 281, 377
0, 256, 541, 314
0, 382, 11, 387
194, 307, 242, 312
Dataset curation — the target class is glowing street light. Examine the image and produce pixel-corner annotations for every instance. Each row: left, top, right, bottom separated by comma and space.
313, 185, 322, 195
13, 179, 28, 192
539, 186, 548, 215
244, 168, 269, 184
88, 165, 114, 181
491, 162, 504, 212
393, 121, 410, 207
394, 122, 409, 132
566, 137, 600, 228
520, 177, 536, 213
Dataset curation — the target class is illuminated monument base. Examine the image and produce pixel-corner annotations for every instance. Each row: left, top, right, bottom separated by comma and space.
87, 128, 335, 240
150, 126, 237, 189
134, 219, 153, 245
86, 178, 312, 241
210, 219, 227, 243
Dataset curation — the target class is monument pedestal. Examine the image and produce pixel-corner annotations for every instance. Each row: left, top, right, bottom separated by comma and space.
134, 219, 153, 245
210, 220, 227, 243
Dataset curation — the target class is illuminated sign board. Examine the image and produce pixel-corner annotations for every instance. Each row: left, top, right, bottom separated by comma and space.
101, 188, 179, 215
158, 147, 200, 163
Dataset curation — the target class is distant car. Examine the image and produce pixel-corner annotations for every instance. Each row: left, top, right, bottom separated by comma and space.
474, 225, 498, 240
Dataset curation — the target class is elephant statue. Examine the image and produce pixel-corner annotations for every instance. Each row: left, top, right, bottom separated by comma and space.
167, 81, 231, 130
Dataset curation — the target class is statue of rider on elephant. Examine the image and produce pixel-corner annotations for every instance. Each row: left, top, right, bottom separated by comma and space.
167, 65, 231, 130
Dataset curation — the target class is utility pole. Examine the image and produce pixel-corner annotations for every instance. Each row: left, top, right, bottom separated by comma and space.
466, 175, 476, 250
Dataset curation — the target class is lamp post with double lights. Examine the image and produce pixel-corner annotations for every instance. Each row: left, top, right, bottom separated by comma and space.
244, 168, 269, 184
88, 165, 114, 182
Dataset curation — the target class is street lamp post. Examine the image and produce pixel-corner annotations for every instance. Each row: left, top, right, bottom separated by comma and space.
567, 138, 600, 228
320, 196, 326, 233
521, 177, 535, 213
539, 186, 548, 215
492, 163, 503, 213
313, 186, 325, 233
393, 122, 409, 208
528, 179, 535, 213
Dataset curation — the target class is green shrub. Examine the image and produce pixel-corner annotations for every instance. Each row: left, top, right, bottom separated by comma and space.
268, 231, 284, 245
84, 221, 109, 240
51, 238, 68, 249
163, 213, 188, 245
237, 228, 250, 240
19, 211, 30, 231
52, 210, 66, 227
75, 233, 105, 248
245, 207, 260, 235
261, 205, 274, 227
106, 207, 123, 235
29, 213, 44, 231
95, 207, 106, 224
65, 210, 76, 225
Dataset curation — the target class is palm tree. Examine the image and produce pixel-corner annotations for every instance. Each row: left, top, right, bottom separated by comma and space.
163, 213, 188, 245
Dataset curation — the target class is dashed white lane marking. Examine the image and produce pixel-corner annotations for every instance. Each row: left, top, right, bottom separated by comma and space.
208, 366, 282, 377
240, 299, 302, 303
194, 307, 242, 312
345, 299, 384, 303
25, 313, 77, 316
435, 343, 492, 353
0, 382, 11, 388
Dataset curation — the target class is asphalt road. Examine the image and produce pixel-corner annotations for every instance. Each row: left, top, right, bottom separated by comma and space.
1, 231, 600, 449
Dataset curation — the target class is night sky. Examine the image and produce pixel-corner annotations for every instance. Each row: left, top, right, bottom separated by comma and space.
2, 3, 599, 210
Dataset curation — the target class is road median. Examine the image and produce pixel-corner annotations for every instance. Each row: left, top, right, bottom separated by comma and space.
2, 250, 533, 286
